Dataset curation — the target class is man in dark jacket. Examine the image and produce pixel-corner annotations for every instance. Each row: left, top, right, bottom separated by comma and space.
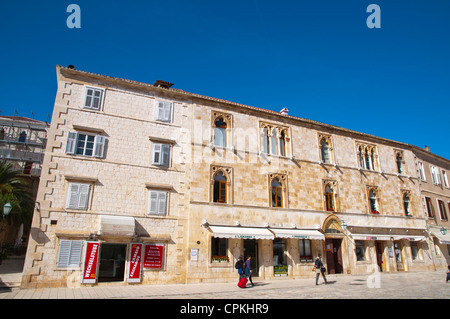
314, 254, 328, 285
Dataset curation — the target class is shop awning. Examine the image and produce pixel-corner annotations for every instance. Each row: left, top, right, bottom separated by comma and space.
351, 234, 392, 241
208, 225, 274, 240
429, 228, 450, 245
99, 215, 135, 237
348, 226, 427, 242
270, 228, 325, 240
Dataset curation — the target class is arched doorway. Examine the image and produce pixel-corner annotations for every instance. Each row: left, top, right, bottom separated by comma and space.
322, 216, 345, 274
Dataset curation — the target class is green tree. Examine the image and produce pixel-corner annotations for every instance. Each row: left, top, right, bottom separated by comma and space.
0, 161, 34, 228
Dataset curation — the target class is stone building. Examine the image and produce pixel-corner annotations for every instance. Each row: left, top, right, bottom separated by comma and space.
412, 146, 450, 269
0, 116, 49, 246
21, 66, 440, 288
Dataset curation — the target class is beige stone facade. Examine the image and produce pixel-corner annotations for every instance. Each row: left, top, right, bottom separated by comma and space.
21, 66, 445, 288
412, 147, 450, 270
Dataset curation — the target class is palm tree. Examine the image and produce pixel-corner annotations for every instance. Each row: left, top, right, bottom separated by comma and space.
0, 161, 34, 228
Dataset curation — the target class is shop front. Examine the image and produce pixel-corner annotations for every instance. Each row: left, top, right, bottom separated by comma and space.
346, 226, 428, 273
204, 223, 326, 280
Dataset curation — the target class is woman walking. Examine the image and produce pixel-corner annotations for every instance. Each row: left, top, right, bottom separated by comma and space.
314, 254, 328, 285
245, 256, 255, 286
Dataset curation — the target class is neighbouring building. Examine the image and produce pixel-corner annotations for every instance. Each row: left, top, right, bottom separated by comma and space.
21, 66, 445, 288
0, 116, 49, 247
413, 146, 450, 269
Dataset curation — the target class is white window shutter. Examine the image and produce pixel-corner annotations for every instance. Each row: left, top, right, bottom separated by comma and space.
149, 191, 158, 214
162, 144, 170, 166
164, 102, 171, 122
57, 240, 72, 267
94, 135, 106, 158
158, 192, 167, 215
68, 241, 83, 267
85, 89, 94, 108
92, 90, 102, 110
66, 132, 78, 154
153, 143, 161, 164
78, 184, 90, 210
157, 102, 165, 121
67, 183, 80, 209
57, 240, 83, 268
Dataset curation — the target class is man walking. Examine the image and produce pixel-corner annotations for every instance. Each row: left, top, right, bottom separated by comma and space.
314, 254, 328, 285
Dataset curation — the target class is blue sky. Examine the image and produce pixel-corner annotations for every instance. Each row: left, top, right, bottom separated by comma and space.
0, 0, 449, 159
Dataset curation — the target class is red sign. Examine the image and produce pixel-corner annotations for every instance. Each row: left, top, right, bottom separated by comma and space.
82, 242, 99, 284
127, 243, 142, 283
144, 244, 164, 268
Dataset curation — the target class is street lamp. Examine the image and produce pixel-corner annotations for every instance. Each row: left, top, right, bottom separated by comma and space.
3, 203, 12, 216
440, 227, 447, 236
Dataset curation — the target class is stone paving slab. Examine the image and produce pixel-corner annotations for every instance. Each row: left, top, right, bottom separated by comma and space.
0, 270, 448, 299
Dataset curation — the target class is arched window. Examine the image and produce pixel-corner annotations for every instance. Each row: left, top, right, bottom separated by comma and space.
270, 127, 278, 155
321, 138, 331, 163
365, 148, 372, 170
262, 127, 269, 154
358, 146, 365, 169
271, 178, 283, 208
403, 193, 411, 216
324, 184, 335, 211
369, 190, 378, 213
396, 153, 404, 175
213, 171, 227, 203
214, 117, 227, 147
279, 130, 286, 157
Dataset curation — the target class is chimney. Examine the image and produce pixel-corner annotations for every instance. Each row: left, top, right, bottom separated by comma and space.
153, 80, 174, 89
424, 145, 430, 152
280, 107, 289, 115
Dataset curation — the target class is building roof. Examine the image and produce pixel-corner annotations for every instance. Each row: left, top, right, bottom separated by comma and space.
56, 65, 449, 162
0, 116, 47, 125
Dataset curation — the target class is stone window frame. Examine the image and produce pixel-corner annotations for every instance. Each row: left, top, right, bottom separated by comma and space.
356, 142, 379, 171
394, 149, 406, 175
83, 86, 105, 111
260, 122, 291, 158
211, 110, 233, 149
210, 165, 233, 204
366, 185, 382, 214
268, 173, 288, 208
323, 180, 340, 212
318, 134, 334, 164
402, 190, 412, 217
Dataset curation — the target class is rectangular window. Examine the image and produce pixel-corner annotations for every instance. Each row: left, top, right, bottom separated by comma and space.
57, 240, 83, 268
152, 143, 170, 166
443, 171, 448, 188
66, 183, 91, 210
430, 165, 441, 185
84, 87, 103, 110
272, 186, 283, 207
425, 197, 434, 218
66, 132, 106, 158
438, 200, 448, 220
299, 239, 312, 262
211, 237, 228, 263
148, 190, 167, 215
355, 240, 366, 261
156, 101, 172, 122
418, 161, 426, 181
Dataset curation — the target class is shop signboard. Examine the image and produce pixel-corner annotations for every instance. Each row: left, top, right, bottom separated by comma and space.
127, 243, 143, 283
81, 241, 100, 284
144, 244, 164, 268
